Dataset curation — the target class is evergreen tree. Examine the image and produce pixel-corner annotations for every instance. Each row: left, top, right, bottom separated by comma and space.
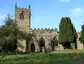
59, 17, 77, 49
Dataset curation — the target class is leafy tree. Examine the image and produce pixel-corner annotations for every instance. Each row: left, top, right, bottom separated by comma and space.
0, 15, 35, 53
80, 24, 84, 49
0, 15, 26, 52
59, 17, 77, 49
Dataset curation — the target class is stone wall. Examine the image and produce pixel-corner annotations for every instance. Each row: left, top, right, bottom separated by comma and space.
15, 7, 31, 33
76, 32, 83, 50
31, 28, 59, 51
16, 39, 26, 52
15, 6, 31, 52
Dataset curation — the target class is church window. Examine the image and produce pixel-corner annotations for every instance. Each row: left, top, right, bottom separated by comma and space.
20, 11, 24, 20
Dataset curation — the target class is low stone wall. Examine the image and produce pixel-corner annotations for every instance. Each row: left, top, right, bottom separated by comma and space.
54, 44, 64, 51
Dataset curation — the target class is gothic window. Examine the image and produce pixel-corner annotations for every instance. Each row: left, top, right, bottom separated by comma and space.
20, 11, 24, 20
51, 36, 58, 51
52, 36, 58, 46
39, 37, 45, 52
39, 37, 45, 47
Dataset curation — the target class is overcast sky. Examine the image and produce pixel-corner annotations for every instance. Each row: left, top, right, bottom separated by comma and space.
0, 0, 84, 31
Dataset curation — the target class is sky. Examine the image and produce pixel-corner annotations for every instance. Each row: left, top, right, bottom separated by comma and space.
0, 0, 84, 32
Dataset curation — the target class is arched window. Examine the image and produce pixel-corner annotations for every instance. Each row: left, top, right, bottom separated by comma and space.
39, 37, 45, 47
51, 36, 58, 51
20, 11, 24, 20
52, 36, 58, 46
39, 37, 45, 52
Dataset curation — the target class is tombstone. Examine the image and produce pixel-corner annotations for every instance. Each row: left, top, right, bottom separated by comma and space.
71, 43, 75, 49
42, 47, 45, 53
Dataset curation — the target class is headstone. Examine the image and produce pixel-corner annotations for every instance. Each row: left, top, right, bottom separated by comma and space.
42, 47, 45, 53
71, 43, 75, 49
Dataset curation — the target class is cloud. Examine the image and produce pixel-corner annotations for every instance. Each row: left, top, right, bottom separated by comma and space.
60, 0, 71, 2
70, 8, 83, 13
70, 8, 84, 16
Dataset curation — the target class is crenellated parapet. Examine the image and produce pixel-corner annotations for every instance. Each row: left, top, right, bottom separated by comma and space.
15, 3, 30, 11
16, 8, 30, 10
32, 28, 57, 31
15, 4, 31, 17
32, 28, 58, 35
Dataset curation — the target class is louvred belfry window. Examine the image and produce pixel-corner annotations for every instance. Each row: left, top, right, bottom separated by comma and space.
20, 11, 24, 20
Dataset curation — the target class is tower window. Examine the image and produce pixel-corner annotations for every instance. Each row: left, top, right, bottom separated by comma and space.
20, 11, 24, 20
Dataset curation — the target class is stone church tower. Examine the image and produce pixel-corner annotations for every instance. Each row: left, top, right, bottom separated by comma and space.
15, 4, 31, 33
15, 4, 31, 52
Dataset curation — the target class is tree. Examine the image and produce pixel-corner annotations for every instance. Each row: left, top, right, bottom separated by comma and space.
0, 15, 35, 53
80, 25, 84, 49
0, 15, 26, 52
59, 17, 77, 49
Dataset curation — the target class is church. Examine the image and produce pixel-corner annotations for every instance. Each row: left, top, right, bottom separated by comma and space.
15, 4, 83, 52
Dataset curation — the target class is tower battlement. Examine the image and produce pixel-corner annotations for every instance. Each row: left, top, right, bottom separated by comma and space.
32, 28, 57, 31
16, 8, 29, 9
15, 8, 30, 12
31, 28, 58, 35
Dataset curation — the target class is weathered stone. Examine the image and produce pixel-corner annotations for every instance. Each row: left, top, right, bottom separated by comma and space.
76, 33, 83, 50
16, 39, 26, 52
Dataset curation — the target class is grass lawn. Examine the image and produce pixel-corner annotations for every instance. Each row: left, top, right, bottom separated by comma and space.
0, 50, 84, 64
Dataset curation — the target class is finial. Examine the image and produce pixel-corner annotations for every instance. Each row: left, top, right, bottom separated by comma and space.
15, 2, 17, 8
28, 4, 31, 9
28, 4, 31, 19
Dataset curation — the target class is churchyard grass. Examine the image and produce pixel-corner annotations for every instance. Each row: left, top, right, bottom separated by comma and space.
0, 50, 84, 64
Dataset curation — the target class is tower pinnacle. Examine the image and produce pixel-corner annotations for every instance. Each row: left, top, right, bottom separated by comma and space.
28, 4, 31, 10
15, 2, 17, 8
